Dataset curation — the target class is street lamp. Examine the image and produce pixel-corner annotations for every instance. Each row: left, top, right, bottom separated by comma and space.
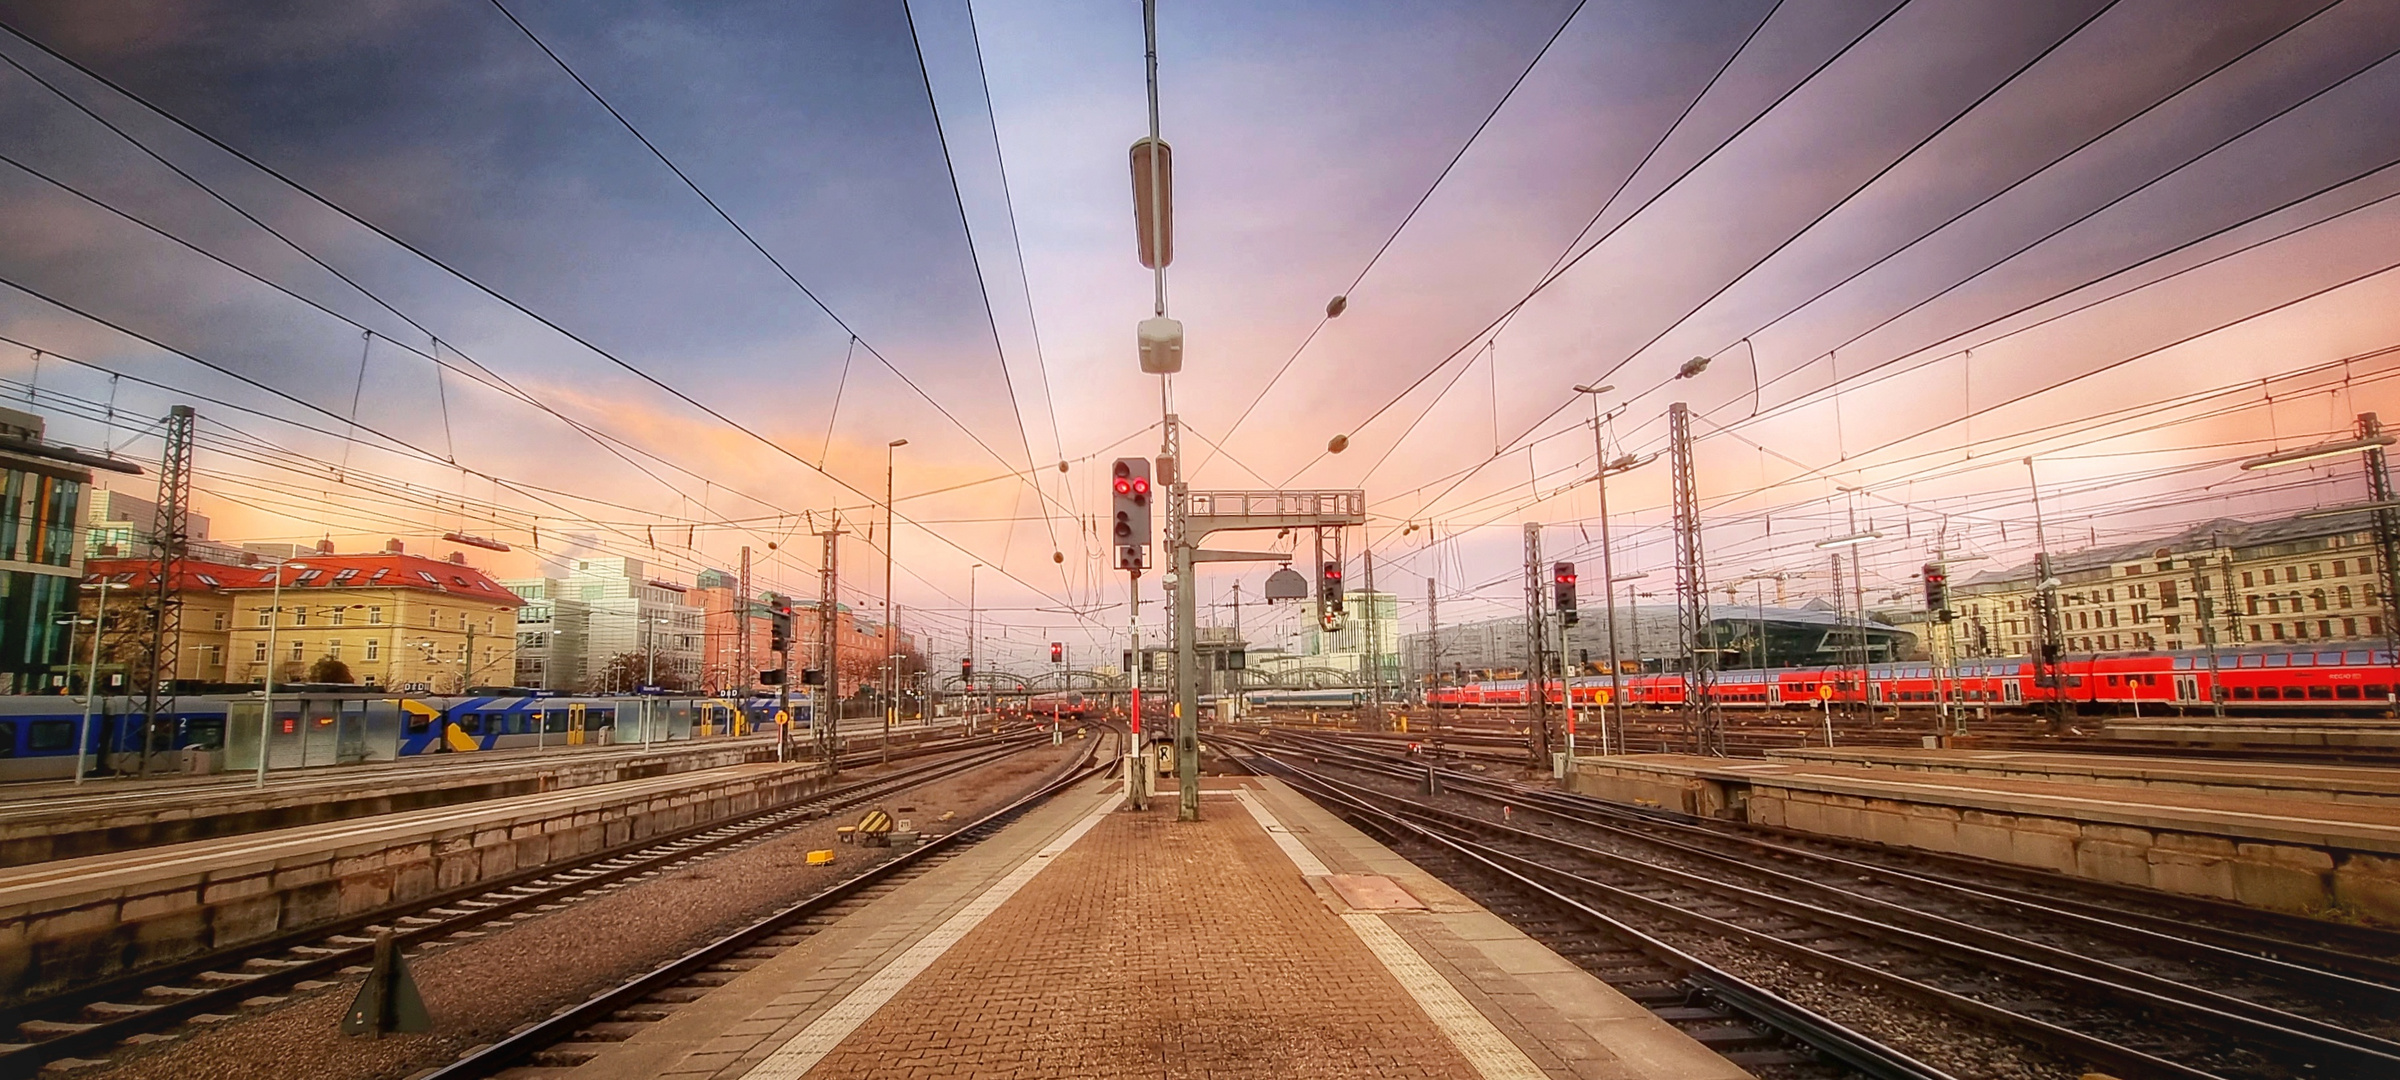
884, 437, 907, 763
72, 580, 130, 787
253, 559, 308, 787
1573, 383, 1651, 757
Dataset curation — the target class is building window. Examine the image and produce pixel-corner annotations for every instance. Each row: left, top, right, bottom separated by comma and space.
2312, 563, 2324, 580
331, 608, 346, 626
2242, 571, 2254, 587
2321, 620, 2334, 638
486, 615, 496, 634
202, 645, 221, 668
2248, 625, 2262, 642
369, 606, 383, 625
328, 641, 342, 659
254, 641, 268, 661
2285, 567, 2299, 583
366, 639, 380, 661
2272, 623, 2286, 640
2314, 590, 2329, 612
2334, 559, 2348, 577
290, 640, 305, 661
2346, 617, 2359, 636
2340, 586, 2353, 608
293, 609, 308, 627
257, 609, 272, 628
2374, 616, 2385, 635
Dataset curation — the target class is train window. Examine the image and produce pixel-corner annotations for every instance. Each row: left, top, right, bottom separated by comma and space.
0, 721, 12, 756
2368, 685, 2391, 699
406, 712, 430, 734
2338, 685, 2362, 699
26, 721, 74, 752
2264, 654, 2287, 667
588, 709, 614, 728
2238, 654, 2262, 668
2309, 686, 2334, 700
2106, 675, 2120, 686
2068, 676, 2083, 687
546, 711, 569, 733
2231, 687, 2255, 700
460, 713, 483, 734
187, 719, 225, 750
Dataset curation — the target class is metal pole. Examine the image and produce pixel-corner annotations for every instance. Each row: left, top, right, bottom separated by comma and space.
884, 440, 904, 762
256, 566, 280, 787
1668, 403, 1721, 754
1589, 416, 1626, 762
1523, 522, 1549, 764
2359, 413, 2400, 716
75, 584, 114, 786
1127, 568, 1146, 810
2026, 456, 2069, 730
969, 564, 978, 734
1142, 0, 1165, 318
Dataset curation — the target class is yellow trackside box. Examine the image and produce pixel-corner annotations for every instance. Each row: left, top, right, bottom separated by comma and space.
806, 849, 836, 865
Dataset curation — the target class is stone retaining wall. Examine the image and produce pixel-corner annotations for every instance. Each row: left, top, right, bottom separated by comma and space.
0, 761, 828, 1007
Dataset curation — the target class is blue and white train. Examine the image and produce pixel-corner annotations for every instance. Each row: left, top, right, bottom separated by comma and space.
0, 691, 807, 783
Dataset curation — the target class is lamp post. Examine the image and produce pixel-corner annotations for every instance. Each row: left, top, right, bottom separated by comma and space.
255, 559, 306, 788
1573, 383, 1650, 758
884, 438, 907, 762
73, 580, 128, 786
968, 563, 980, 734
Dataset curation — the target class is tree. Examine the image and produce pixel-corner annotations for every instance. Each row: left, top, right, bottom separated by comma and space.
307, 655, 356, 684
597, 651, 690, 694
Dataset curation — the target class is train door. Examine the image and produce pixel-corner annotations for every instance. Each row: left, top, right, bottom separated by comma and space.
2173, 674, 2199, 705
568, 702, 588, 746
2002, 676, 2024, 705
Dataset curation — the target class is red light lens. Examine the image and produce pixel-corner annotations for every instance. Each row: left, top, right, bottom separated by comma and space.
1132, 478, 1149, 494
1114, 479, 1131, 494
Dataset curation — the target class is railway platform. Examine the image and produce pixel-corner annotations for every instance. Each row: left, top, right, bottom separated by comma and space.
0, 760, 836, 1008
1763, 745, 2400, 805
2101, 713, 2400, 750
550, 772, 1746, 1080
0, 735, 786, 867
1571, 751, 2400, 922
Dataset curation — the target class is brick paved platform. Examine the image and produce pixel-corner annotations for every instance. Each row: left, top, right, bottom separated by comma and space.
566, 774, 1748, 1080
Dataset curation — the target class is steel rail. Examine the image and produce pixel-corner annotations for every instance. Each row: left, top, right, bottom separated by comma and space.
1212, 738, 1953, 1080
0, 733, 1047, 1073
420, 725, 1122, 1078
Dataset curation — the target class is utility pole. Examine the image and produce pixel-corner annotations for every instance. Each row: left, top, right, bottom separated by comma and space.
1830, 553, 1850, 726
142, 405, 193, 778
2025, 457, 2070, 731
1372, 549, 1392, 724
1523, 521, 1550, 764
884, 438, 906, 763
1425, 575, 1440, 749
2193, 559, 2226, 719
1669, 403, 1722, 755
737, 545, 752, 700
814, 515, 845, 760
2360, 413, 2400, 715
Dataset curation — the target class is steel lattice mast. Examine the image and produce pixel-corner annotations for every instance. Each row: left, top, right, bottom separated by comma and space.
1522, 521, 1550, 764
1668, 403, 1722, 755
140, 405, 194, 777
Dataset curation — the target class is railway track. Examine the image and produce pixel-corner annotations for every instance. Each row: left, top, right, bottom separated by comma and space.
434, 725, 1123, 1079
1233, 731, 2400, 1080
1212, 736, 1947, 1080
0, 733, 1053, 1075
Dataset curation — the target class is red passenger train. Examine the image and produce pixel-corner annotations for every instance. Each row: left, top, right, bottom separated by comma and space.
1422, 645, 2398, 715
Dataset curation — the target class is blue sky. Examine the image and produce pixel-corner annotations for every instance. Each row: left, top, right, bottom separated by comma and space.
2, 0, 2396, 665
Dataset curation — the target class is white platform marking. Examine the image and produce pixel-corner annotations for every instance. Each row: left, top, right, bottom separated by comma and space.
1234, 789, 1549, 1080
741, 791, 1117, 1080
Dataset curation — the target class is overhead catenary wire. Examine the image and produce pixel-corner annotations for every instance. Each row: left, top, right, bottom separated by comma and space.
0, 18, 1084, 609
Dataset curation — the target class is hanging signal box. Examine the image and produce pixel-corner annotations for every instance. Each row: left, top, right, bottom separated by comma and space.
1138, 316, 1183, 375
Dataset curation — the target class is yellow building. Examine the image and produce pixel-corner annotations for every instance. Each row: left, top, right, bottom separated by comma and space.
83, 548, 524, 691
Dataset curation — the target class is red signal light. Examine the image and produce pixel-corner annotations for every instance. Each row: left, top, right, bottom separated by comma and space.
1131, 478, 1149, 495
1114, 478, 1132, 495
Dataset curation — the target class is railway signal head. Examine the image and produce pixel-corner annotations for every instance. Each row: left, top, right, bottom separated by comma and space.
1553, 561, 1578, 626
770, 605, 793, 652
1320, 560, 1344, 614
961, 657, 974, 680
1111, 458, 1153, 570
1051, 641, 1064, 664
1922, 562, 1949, 620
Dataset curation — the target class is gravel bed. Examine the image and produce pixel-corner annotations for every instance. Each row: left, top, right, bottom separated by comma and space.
87, 740, 1090, 1080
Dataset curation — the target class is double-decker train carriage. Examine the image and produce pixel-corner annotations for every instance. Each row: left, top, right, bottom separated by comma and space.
0, 691, 803, 783
1420, 645, 2398, 717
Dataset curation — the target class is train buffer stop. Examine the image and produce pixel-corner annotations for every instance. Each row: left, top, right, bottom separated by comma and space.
560, 769, 1747, 1079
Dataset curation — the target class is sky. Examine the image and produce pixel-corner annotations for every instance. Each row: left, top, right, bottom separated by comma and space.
1, 0, 2397, 671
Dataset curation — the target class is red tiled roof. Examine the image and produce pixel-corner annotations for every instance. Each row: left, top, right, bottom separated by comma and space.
86, 554, 525, 607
